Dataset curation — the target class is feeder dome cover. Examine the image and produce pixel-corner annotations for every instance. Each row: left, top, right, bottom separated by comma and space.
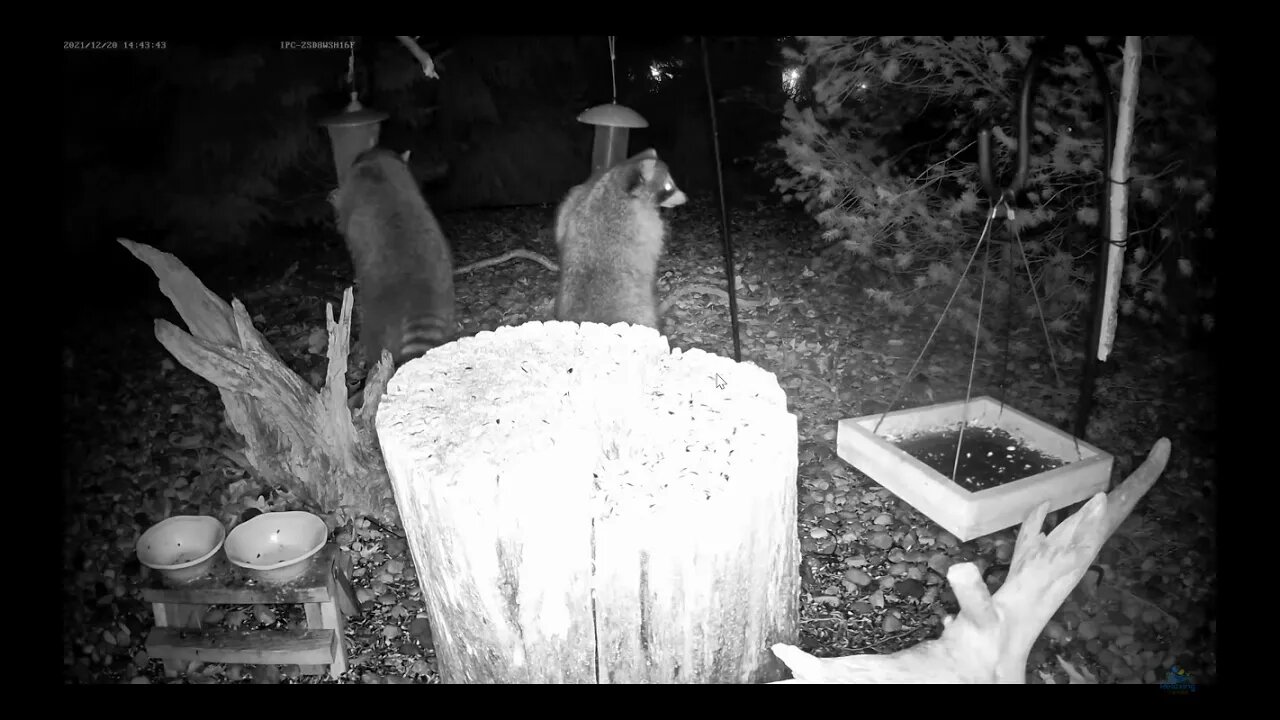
578, 103, 648, 129
319, 98, 389, 128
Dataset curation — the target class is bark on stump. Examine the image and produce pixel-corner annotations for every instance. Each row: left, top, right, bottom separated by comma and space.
376, 321, 800, 683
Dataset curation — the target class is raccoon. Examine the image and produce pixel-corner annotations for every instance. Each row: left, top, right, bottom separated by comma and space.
553, 148, 686, 332
332, 147, 456, 371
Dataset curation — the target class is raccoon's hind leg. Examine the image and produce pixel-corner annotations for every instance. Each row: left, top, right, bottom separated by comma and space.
357, 290, 402, 370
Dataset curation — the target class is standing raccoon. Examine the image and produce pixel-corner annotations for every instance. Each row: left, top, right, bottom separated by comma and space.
332, 147, 456, 370
554, 148, 686, 332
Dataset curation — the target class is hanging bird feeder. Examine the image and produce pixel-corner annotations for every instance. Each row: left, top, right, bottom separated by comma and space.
320, 45, 388, 181
577, 37, 648, 174
320, 94, 389, 181
578, 102, 648, 174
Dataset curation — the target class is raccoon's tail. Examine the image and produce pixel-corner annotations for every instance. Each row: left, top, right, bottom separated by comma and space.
395, 313, 455, 366
347, 315, 454, 412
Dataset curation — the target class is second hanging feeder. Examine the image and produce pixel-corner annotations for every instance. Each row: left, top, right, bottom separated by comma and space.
578, 102, 648, 174
319, 95, 389, 182
320, 41, 389, 181
576, 36, 648, 174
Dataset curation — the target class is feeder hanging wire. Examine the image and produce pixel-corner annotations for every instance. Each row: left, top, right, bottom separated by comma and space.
951, 223, 993, 483
609, 36, 617, 103
874, 205, 1001, 437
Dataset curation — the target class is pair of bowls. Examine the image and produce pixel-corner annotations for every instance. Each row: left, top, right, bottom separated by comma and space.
135, 511, 329, 585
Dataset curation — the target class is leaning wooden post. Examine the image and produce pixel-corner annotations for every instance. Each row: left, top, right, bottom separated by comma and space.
1097, 35, 1143, 362
376, 321, 800, 683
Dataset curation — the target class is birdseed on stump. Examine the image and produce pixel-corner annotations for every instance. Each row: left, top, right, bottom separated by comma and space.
376, 320, 800, 683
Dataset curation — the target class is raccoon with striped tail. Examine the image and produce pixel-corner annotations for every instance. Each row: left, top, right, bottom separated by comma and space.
553, 148, 686, 333
332, 147, 456, 394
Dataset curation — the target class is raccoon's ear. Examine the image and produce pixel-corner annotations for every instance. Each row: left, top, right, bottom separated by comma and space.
632, 148, 658, 160
635, 158, 658, 184
401, 150, 412, 163
621, 161, 652, 195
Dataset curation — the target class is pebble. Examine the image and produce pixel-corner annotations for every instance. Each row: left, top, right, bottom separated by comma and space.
843, 568, 872, 586
1043, 621, 1068, 643
928, 553, 952, 576
994, 540, 1014, 562
869, 532, 894, 550
895, 578, 925, 600
873, 513, 893, 526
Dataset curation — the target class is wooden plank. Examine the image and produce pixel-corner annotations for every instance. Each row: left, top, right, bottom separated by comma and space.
966, 397, 1107, 462
142, 544, 337, 605
313, 568, 348, 676
152, 602, 203, 677
153, 602, 203, 629
301, 602, 326, 676
146, 627, 334, 667
959, 459, 1111, 538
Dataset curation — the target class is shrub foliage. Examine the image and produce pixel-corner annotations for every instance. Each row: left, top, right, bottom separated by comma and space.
771, 36, 1216, 356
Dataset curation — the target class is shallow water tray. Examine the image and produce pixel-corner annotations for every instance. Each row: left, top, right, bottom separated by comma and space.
837, 395, 1113, 542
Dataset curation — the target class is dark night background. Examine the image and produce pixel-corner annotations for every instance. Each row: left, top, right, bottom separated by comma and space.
62, 36, 1216, 684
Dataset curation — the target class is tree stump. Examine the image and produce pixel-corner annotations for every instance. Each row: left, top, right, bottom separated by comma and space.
376, 321, 800, 683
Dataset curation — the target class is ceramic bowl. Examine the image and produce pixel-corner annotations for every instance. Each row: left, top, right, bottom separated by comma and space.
224, 511, 328, 584
135, 515, 226, 583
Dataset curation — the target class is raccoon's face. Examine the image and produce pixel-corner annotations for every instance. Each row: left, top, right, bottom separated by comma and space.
620, 149, 687, 209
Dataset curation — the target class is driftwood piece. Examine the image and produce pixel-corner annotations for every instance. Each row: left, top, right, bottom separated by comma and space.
771, 436, 1172, 683
120, 238, 398, 524
375, 321, 800, 683
454, 248, 557, 275
660, 283, 764, 314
